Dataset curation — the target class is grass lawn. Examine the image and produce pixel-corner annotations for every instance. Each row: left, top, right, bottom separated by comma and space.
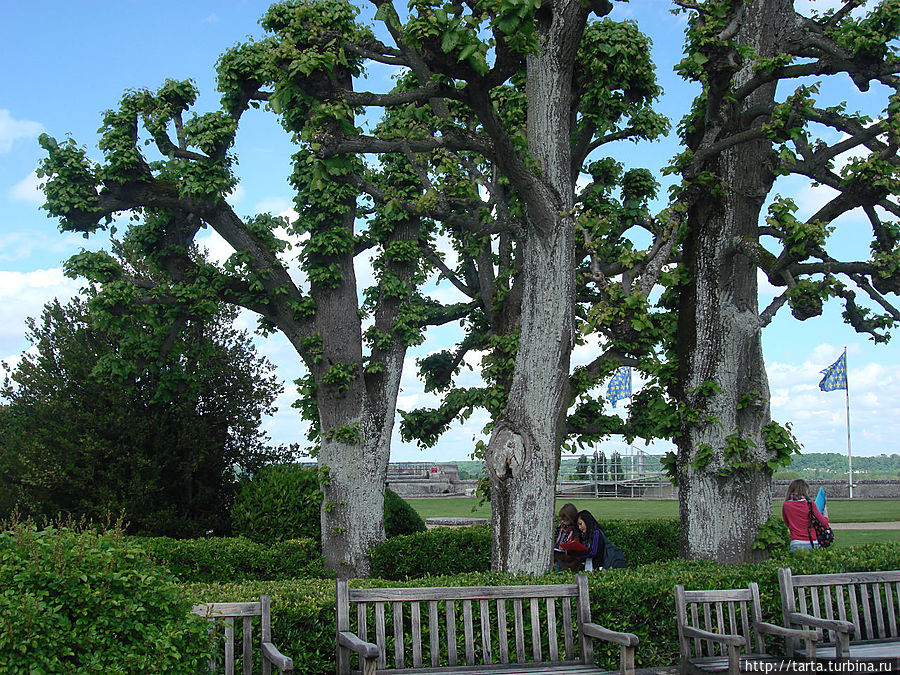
833, 530, 900, 547
407, 497, 900, 523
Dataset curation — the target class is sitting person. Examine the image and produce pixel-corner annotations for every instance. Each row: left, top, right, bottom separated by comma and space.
552, 503, 582, 571
575, 510, 604, 572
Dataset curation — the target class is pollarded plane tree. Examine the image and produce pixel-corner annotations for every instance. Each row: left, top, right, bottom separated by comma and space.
662, 0, 900, 563
388, 19, 678, 570
37, 0, 481, 577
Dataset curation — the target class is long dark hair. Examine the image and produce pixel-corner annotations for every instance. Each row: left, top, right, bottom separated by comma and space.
577, 509, 600, 542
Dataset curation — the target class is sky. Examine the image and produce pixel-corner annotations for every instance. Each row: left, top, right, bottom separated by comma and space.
1, 1, 897, 465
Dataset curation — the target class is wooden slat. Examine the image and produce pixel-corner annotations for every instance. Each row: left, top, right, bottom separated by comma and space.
349, 584, 579, 603
394, 601, 405, 669
690, 602, 702, 656
889, 583, 899, 637
242, 616, 252, 675
849, 584, 862, 638
714, 602, 726, 656
358, 602, 368, 644
702, 601, 714, 656
225, 617, 235, 675
446, 600, 458, 667
874, 583, 886, 639
547, 597, 559, 662
463, 599, 475, 665
192, 602, 262, 618
497, 598, 509, 664
823, 586, 835, 626
737, 601, 749, 652
514, 599, 525, 663
429, 600, 440, 668
530, 598, 542, 662
375, 602, 387, 670
480, 599, 492, 665
411, 601, 423, 668
861, 584, 873, 640
836, 585, 847, 645
562, 596, 574, 661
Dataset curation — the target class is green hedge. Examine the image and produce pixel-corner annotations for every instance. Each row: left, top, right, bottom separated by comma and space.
189, 543, 900, 674
133, 535, 332, 583
369, 519, 679, 579
1, 523, 212, 674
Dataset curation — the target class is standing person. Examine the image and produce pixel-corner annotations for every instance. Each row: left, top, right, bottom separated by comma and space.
553, 503, 581, 571
575, 510, 604, 571
782, 479, 830, 552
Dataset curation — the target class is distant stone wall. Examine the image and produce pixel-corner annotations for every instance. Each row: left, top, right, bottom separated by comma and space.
773, 479, 900, 500
386, 463, 474, 497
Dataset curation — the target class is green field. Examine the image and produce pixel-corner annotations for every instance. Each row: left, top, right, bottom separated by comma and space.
407, 497, 900, 523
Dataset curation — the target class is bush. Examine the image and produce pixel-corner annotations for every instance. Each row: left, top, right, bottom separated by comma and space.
384, 489, 427, 537
191, 543, 900, 675
232, 464, 424, 542
369, 519, 680, 580
133, 535, 332, 583
370, 526, 491, 579
0, 521, 212, 674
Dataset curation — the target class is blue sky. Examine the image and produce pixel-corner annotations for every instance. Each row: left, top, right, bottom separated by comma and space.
1, 0, 897, 464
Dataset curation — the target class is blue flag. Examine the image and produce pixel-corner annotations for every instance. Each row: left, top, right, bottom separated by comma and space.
818, 353, 847, 392
606, 367, 632, 408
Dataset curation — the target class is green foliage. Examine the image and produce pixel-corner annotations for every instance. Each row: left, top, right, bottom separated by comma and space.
752, 515, 790, 554
232, 464, 424, 544
384, 490, 428, 538
0, 521, 212, 674
0, 296, 285, 537
132, 535, 331, 583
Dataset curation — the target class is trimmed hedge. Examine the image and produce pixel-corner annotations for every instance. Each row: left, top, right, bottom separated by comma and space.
368, 519, 680, 579
189, 543, 900, 674
133, 535, 332, 583
1, 523, 212, 674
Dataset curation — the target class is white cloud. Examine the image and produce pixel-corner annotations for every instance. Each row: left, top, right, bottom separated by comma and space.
0, 110, 43, 153
9, 171, 42, 204
0, 268, 81, 359
201, 13, 220, 24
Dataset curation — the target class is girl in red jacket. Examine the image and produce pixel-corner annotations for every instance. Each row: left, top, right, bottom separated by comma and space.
782, 479, 829, 551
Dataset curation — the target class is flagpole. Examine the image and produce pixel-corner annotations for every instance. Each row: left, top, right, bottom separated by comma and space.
844, 346, 853, 499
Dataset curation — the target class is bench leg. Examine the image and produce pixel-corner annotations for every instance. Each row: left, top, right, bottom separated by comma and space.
727, 644, 739, 675
619, 644, 635, 675
363, 656, 377, 675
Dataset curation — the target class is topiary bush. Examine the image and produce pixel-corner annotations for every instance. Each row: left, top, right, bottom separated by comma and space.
232, 464, 425, 543
0, 521, 212, 674
384, 489, 427, 537
133, 535, 332, 583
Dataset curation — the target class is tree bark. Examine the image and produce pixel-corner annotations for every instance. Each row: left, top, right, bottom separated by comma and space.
675, 0, 793, 563
484, 0, 585, 574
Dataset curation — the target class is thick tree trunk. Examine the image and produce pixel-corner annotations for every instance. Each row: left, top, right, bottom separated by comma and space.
675, 0, 793, 563
485, 0, 584, 574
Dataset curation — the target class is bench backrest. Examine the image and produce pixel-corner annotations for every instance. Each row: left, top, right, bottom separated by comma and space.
674, 583, 766, 660
191, 595, 274, 675
779, 568, 900, 647
336, 574, 595, 673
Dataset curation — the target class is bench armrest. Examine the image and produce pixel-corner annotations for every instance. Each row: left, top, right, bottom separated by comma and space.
582, 622, 639, 647
756, 621, 819, 642
681, 624, 746, 647
261, 642, 294, 673
787, 612, 855, 637
338, 630, 380, 659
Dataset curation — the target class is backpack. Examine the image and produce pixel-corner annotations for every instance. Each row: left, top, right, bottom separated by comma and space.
807, 499, 834, 548
598, 528, 627, 569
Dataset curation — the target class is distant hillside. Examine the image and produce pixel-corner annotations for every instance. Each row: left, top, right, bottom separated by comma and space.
433, 452, 900, 481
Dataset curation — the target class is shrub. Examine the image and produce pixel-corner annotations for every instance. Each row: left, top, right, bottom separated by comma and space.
232, 464, 423, 542
133, 535, 332, 583
384, 489, 427, 537
369, 519, 680, 580
370, 526, 491, 579
191, 543, 900, 675
0, 521, 212, 674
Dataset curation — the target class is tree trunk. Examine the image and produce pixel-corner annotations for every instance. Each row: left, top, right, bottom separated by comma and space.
485, 0, 584, 574
675, 0, 793, 563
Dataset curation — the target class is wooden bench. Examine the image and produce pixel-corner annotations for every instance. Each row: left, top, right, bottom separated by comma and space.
779, 567, 900, 664
336, 573, 639, 675
675, 583, 817, 674
191, 595, 294, 674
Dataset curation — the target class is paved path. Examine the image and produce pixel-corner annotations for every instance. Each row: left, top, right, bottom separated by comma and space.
831, 521, 900, 529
